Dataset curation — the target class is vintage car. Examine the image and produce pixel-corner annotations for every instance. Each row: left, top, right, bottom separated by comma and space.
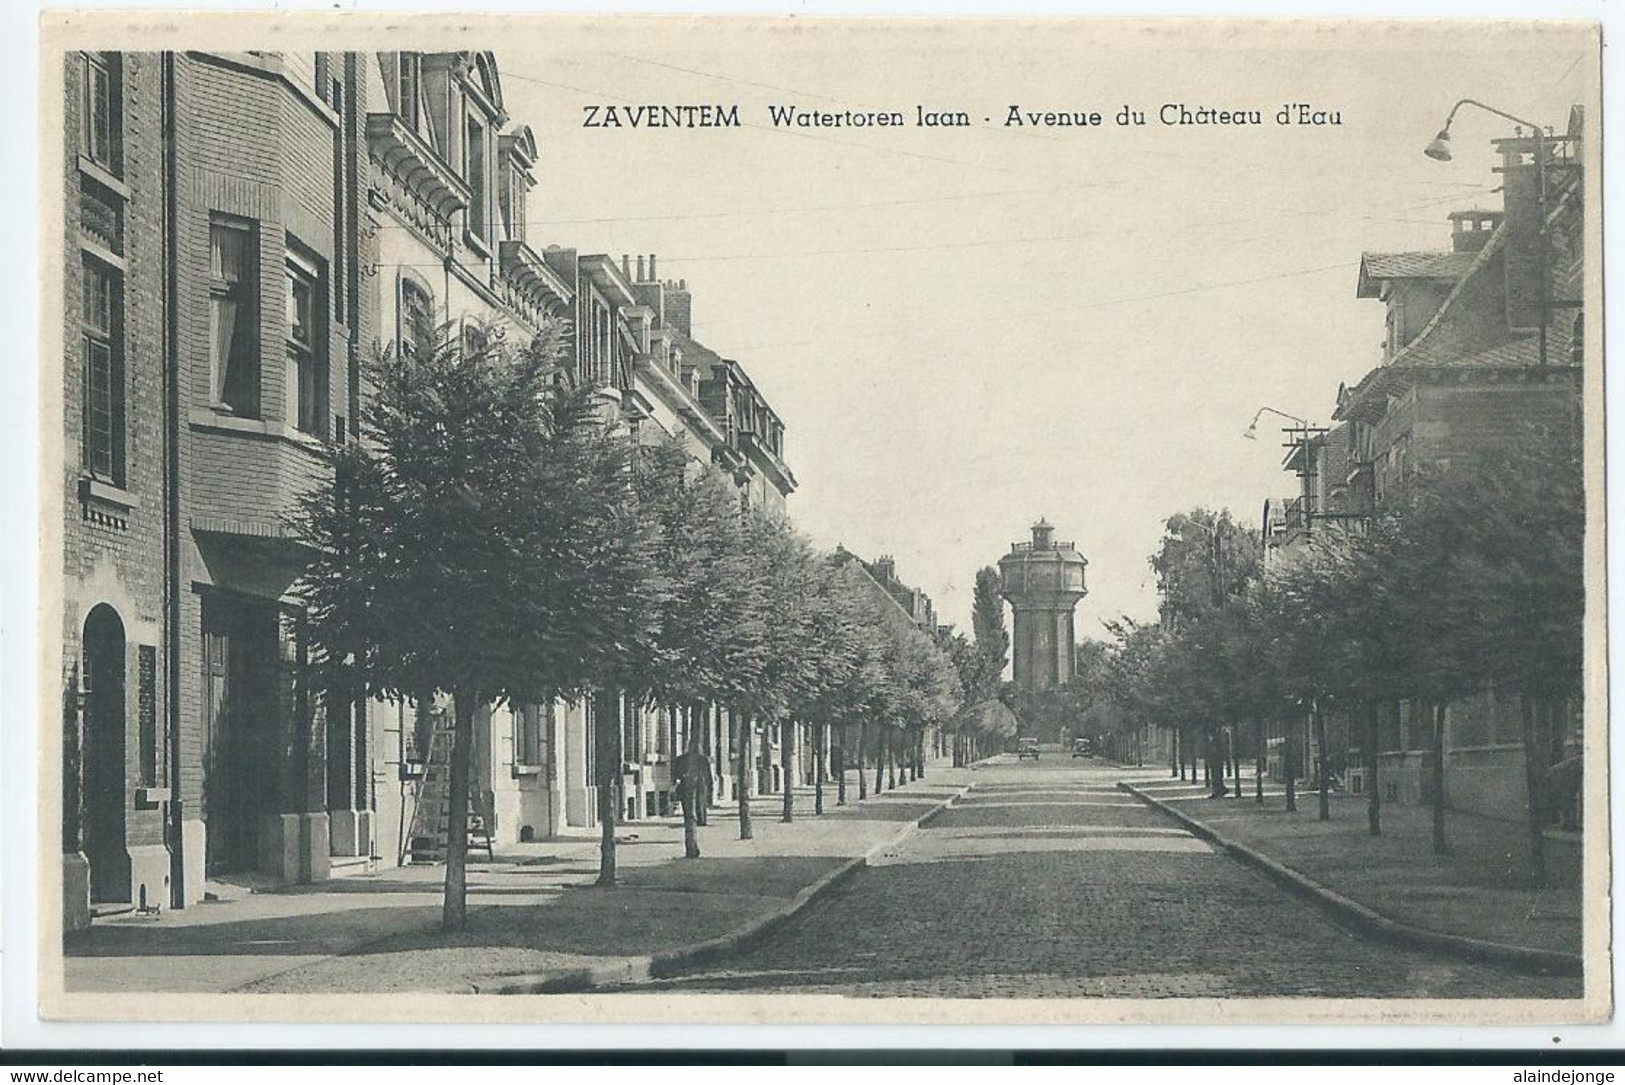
1017, 738, 1041, 760
1072, 737, 1094, 759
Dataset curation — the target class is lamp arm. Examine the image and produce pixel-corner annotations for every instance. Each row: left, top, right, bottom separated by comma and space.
1250, 406, 1309, 428
1443, 98, 1545, 136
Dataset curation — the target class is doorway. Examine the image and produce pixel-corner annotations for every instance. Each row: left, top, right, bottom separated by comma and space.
202, 595, 280, 874
82, 604, 128, 903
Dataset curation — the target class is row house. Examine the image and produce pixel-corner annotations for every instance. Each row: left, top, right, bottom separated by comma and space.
827, 548, 946, 778
1261, 107, 1586, 824
59, 50, 378, 930
59, 50, 800, 930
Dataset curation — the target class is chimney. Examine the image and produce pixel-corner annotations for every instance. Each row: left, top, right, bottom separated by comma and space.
1496, 134, 1546, 331
874, 555, 896, 582
621, 254, 630, 278
1449, 209, 1502, 253
665, 277, 693, 336
648, 254, 657, 280
635, 255, 645, 281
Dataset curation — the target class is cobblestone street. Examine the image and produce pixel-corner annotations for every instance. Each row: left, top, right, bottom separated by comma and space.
639, 757, 1583, 999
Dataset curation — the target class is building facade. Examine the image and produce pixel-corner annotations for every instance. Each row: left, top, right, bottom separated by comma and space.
59, 50, 803, 928
1262, 108, 1586, 824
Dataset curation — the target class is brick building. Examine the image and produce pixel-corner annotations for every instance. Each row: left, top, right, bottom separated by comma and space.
58, 50, 803, 925
61, 51, 172, 929
1261, 107, 1586, 822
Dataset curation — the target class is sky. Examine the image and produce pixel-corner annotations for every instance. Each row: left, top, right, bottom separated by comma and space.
495, 18, 1595, 638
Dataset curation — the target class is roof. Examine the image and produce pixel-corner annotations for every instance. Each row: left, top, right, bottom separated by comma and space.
1355, 251, 1477, 298
1336, 218, 1579, 421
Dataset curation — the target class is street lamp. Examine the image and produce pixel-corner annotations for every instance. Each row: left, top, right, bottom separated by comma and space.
1424, 98, 1552, 368
1242, 405, 1309, 441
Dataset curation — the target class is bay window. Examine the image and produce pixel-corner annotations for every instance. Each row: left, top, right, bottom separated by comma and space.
285, 246, 327, 436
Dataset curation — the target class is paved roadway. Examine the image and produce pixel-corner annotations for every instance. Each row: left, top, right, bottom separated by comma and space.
639, 754, 1582, 999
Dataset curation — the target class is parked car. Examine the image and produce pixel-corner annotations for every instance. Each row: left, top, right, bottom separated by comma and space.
1017, 738, 1041, 760
1072, 738, 1094, 759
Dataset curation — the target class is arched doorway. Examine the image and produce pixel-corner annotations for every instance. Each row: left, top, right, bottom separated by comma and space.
82, 604, 128, 903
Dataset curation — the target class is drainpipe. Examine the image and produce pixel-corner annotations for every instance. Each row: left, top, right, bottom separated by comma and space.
161, 51, 186, 909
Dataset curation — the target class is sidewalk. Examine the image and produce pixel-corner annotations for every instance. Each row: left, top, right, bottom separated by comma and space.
64, 767, 969, 995
1123, 771, 1582, 958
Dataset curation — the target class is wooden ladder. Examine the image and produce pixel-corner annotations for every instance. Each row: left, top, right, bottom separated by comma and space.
407, 711, 495, 865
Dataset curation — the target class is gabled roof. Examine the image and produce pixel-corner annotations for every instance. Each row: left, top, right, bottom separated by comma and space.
1355, 251, 1477, 298
1336, 218, 1578, 420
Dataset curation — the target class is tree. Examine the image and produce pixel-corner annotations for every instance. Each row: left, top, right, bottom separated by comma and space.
1407, 432, 1583, 875
1148, 510, 1262, 797
730, 513, 825, 836
296, 321, 653, 930
623, 437, 761, 863
1475, 432, 1583, 884
970, 566, 1009, 699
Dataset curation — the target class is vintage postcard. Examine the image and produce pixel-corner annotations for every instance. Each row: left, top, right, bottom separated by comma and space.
35, 13, 1607, 1028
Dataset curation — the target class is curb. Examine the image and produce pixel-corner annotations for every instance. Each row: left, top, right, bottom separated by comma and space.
1118, 781, 1583, 977
477, 780, 972, 994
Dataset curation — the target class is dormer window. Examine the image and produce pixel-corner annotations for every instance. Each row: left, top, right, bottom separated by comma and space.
397, 54, 421, 131
465, 116, 487, 241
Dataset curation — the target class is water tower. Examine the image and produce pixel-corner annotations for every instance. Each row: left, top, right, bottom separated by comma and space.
998, 519, 1088, 693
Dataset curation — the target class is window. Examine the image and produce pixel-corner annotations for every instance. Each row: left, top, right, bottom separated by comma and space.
285, 246, 327, 436
396, 53, 421, 131
209, 219, 258, 415
587, 300, 611, 384
331, 75, 348, 325
399, 278, 433, 360
138, 645, 158, 787
81, 52, 120, 173
516, 703, 548, 768
465, 118, 487, 239
461, 319, 488, 358
81, 257, 123, 484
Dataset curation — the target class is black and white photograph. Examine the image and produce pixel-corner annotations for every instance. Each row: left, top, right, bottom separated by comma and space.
34, 14, 1606, 1026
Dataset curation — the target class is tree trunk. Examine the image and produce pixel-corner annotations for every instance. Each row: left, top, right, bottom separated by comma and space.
681, 728, 701, 860
1520, 694, 1547, 887
836, 726, 847, 806
1284, 719, 1298, 813
1549, 698, 1567, 767
1170, 726, 1179, 778
1314, 700, 1330, 822
1365, 704, 1378, 838
693, 705, 710, 826
780, 718, 795, 823
1229, 730, 1240, 796
1431, 700, 1448, 854
442, 685, 479, 932
916, 729, 926, 779
874, 729, 885, 794
857, 722, 870, 799
887, 737, 897, 789
1207, 729, 1225, 798
815, 722, 826, 815
737, 711, 754, 840
596, 692, 621, 887
1254, 718, 1265, 804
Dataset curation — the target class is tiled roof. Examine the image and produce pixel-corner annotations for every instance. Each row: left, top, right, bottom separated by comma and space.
1335, 218, 1580, 420
1356, 251, 1477, 297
